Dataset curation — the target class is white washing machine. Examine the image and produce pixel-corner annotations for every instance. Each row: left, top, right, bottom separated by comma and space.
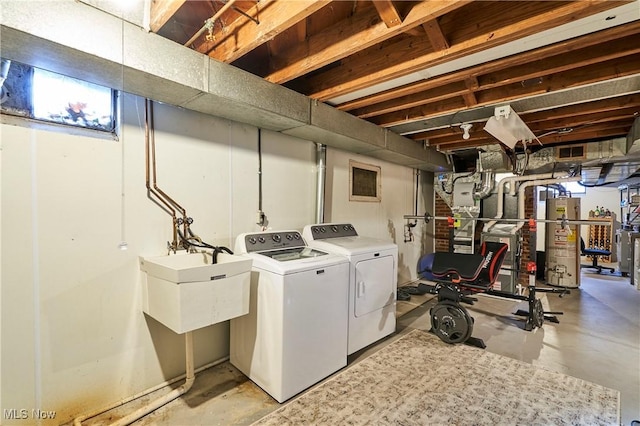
230, 230, 349, 403
303, 223, 397, 355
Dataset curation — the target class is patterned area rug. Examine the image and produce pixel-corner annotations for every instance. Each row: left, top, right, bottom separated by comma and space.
253, 329, 619, 425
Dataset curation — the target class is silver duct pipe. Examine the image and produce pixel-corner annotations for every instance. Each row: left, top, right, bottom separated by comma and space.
315, 143, 327, 224
473, 170, 495, 200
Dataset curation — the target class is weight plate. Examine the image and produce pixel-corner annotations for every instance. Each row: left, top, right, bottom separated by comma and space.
430, 301, 473, 344
533, 298, 545, 328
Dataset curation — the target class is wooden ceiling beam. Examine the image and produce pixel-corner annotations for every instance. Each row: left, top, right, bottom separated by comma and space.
422, 18, 449, 51
337, 20, 640, 113
371, 54, 640, 127
196, 0, 327, 62
409, 96, 640, 145
462, 76, 479, 107
524, 95, 640, 124
476, 55, 640, 106
149, 0, 187, 33
529, 107, 640, 133
263, 0, 470, 84
372, 0, 403, 28
478, 34, 640, 91
351, 81, 467, 118
308, 1, 630, 100
352, 41, 639, 120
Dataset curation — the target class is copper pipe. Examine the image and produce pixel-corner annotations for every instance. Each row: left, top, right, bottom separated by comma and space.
147, 100, 189, 242
184, 0, 240, 47
144, 98, 178, 249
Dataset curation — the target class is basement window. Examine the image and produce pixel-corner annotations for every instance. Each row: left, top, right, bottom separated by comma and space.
0, 58, 116, 134
349, 160, 381, 202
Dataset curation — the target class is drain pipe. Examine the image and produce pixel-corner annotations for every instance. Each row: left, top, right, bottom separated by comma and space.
513, 176, 582, 235
315, 143, 327, 224
485, 172, 556, 232
109, 331, 195, 426
73, 338, 226, 426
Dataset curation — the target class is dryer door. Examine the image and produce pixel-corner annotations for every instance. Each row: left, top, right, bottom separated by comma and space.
354, 256, 395, 317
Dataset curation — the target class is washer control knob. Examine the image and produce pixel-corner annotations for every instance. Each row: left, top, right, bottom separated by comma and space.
293, 233, 301, 240
258, 236, 265, 244
248, 237, 257, 245
343, 225, 350, 230
331, 225, 338, 233
286, 234, 293, 240
272, 234, 281, 243
320, 227, 326, 233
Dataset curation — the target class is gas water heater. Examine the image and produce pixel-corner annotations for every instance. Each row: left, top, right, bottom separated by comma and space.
545, 197, 580, 288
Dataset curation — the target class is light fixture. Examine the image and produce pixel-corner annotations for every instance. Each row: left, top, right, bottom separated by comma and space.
483, 105, 536, 149
460, 123, 472, 140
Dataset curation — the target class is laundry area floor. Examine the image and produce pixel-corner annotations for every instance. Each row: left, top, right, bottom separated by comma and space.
78, 271, 640, 426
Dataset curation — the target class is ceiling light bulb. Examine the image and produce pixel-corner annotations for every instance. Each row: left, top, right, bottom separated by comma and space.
460, 123, 472, 140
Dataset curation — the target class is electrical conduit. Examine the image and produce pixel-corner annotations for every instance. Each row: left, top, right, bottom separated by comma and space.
315, 143, 326, 224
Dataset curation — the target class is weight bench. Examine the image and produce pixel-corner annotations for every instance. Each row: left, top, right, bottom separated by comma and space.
418, 241, 563, 348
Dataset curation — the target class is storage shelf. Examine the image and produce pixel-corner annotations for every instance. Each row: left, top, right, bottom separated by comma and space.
587, 216, 614, 262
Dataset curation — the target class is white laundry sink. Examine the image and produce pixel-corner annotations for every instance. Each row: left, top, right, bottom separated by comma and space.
141, 252, 252, 333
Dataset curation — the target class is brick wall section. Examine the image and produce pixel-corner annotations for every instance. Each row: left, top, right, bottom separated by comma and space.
519, 186, 535, 286
434, 193, 452, 252
434, 186, 536, 286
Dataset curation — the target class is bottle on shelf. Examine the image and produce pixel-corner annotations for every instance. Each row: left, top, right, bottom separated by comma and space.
594, 206, 600, 217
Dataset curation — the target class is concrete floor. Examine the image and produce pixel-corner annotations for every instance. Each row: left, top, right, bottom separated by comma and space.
82, 270, 640, 425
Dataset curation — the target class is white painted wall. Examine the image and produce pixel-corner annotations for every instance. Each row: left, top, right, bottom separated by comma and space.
1, 94, 429, 424
536, 186, 621, 253
324, 148, 434, 285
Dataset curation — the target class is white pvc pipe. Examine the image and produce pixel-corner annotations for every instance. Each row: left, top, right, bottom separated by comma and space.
513, 176, 582, 234
485, 172, 556, 231
74, 332, 209, 426
109, 332, 195, 426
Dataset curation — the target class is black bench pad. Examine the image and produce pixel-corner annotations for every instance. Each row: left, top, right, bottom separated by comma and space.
431, 252, 485, 281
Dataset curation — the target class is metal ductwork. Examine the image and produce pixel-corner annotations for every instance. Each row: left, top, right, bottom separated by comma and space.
525, 137, 640, 186
627, 116, 640, 154
0, 1, 450, 173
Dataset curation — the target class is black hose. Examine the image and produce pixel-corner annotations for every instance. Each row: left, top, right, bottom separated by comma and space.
176, 228, 234, 263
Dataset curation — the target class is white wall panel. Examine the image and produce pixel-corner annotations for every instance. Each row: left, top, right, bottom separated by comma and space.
0, 94, 315, 424
1, 94, 423, 424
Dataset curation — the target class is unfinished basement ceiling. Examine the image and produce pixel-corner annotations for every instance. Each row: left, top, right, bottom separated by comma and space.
151, 0, 640, 158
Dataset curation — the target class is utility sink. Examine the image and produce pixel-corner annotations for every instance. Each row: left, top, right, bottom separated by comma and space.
141, 252, 252, 334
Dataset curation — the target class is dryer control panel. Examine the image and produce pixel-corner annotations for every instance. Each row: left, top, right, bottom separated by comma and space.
239, 231, 305, 253
307, 223, 358, 239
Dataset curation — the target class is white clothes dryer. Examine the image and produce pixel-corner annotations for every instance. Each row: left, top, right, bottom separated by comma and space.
303, 223, 397, 355
230, 230, 349, 403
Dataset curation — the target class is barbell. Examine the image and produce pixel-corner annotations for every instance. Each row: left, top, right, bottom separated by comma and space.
404, 212, 609, 228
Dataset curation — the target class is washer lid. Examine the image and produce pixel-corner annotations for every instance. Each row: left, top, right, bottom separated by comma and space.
258, 246, 330, 262
245, 250, 348, 274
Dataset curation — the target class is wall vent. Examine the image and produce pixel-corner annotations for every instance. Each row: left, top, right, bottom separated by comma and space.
556, 144, 586, 161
